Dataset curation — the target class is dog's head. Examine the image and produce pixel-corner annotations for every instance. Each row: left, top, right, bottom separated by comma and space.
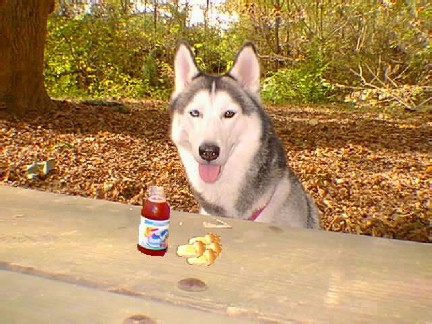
170, 42, 263, 184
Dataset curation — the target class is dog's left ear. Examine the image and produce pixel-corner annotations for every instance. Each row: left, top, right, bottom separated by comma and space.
228, 42, 260, 93
173, 42, 200, 98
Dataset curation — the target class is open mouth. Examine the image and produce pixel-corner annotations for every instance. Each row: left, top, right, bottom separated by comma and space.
198, 164, 221, 183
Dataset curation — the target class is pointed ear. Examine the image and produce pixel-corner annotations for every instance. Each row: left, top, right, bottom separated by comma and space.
173, 42, 200, 97
228, 42, 260, 93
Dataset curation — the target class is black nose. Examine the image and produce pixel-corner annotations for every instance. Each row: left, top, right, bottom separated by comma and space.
199, 144, 220, 162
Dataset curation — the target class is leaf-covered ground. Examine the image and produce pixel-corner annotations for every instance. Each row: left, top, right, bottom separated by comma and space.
1, 100, 431, 242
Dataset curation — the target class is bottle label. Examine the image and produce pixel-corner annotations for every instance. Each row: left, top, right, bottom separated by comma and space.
138, 218, 169, 251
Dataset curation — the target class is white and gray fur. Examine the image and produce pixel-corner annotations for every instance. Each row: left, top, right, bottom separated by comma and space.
169, 41, 320, 229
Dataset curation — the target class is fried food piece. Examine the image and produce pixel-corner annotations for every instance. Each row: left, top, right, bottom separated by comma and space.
206, 242, 222, 256
186, 249, 217, 266
188, 232, 220, 245
178, 233, 222, 266
176, 241, 206, 258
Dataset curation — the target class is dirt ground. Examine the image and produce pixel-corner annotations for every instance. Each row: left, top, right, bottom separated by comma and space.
1, 100, 431, 242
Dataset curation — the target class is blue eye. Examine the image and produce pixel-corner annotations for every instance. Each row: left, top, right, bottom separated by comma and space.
224, 110, 236, 118
189, 110, 200, 117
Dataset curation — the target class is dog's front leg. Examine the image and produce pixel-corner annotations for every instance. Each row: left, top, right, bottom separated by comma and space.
199, 207, 210, 216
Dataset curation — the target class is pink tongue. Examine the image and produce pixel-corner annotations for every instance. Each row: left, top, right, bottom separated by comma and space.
199, 164, 221, 183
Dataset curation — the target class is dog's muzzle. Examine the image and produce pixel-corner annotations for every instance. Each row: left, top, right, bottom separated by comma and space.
198, 143, 221, 183
199, 143, 220, 162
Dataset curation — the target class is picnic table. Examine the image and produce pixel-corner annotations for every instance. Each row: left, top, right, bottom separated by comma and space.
0, 185, 431, 323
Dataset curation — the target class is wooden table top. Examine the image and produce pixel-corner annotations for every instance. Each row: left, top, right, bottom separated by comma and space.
0, 185, 431, 323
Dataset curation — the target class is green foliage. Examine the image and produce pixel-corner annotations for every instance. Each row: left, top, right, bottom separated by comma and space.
261, 48, 332, 104
261, 65, 331, 105
227, 0, 431, 108
45, 6, 174, 100
43, 1, 431, 107
44, 3, 235, 100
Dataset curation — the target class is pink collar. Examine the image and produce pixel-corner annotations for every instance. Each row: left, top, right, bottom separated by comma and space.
248, 204, 267, 221
247, 188, 275, 221
248, 187, 276, 221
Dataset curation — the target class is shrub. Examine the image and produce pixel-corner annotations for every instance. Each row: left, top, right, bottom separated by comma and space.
261, 62, 332, 104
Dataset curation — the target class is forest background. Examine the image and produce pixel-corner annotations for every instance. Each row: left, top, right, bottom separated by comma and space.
45, 0, 431, 109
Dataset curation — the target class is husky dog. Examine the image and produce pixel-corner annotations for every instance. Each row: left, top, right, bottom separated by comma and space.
169, 42, 320, 229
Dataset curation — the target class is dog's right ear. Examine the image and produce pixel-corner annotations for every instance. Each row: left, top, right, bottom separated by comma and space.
173, 42, 200, 98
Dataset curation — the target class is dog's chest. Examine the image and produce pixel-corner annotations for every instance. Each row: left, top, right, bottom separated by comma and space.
198, 169, 246, 217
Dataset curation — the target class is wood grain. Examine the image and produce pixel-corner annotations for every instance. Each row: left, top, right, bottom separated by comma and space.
0, 185, 431, 323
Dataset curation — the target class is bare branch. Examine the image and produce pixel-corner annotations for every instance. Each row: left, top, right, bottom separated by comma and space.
350, 64, 418, 111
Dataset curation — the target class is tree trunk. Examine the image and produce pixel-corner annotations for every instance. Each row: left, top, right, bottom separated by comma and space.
0, 0, 55, 115
274, 1, 281, 56
153, 1, 158, 31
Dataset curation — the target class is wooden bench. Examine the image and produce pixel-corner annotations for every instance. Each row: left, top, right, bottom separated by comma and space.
0, 185, 431, 323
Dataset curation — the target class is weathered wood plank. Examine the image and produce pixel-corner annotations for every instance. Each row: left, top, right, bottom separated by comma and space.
0, 185, 431, 322
0, 270, 251, 324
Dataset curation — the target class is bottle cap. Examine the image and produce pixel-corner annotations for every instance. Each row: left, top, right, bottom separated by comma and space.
149, 186, 166, 201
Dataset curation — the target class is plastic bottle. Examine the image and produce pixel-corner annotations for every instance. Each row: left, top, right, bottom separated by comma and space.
137, 186, 170, 256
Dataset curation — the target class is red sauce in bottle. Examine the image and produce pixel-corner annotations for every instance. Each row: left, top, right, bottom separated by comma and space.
137, 186, 170, 256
